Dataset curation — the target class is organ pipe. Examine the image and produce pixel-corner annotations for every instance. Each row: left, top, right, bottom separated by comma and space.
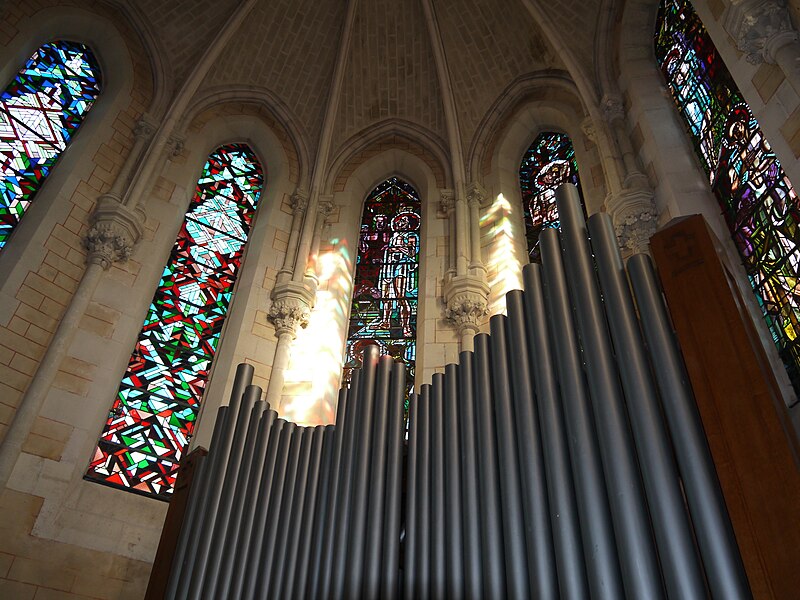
161, 184, 748, 600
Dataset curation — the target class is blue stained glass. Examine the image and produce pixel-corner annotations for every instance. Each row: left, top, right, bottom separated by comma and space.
1, 41, 101, 250
345, 177, 421, 400
656, 0, 800, 395
86, 144, 263, 498
519, 132, 583, 262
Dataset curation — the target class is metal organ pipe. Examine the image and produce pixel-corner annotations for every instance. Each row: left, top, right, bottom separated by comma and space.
162, 183, 750, 600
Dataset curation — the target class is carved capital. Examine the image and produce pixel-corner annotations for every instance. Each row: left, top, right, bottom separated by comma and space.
133, 117, 156, 140
607, 187, 658, 254
466, 181, 488, 208
318, 197, 335, 220
439, 189, 455, 214
268, 280, 316, 338
291, 189, 309, 214
267, 299, 311, 338
725, 0, 798, 64
166, 134, 185, 157
443, 274, 490, 336
601, 94, 626, 124
84, 194, 145, 269
581, 117, 597, 144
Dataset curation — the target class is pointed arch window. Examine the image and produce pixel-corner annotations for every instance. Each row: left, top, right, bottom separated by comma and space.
519, 131, 584, 262
656, 0, 800, 394
344, 177, 420, 401
1, 41, 101, 251
86, 144, 264, 498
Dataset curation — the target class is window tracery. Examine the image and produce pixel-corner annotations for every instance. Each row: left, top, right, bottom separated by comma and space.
86, 144, 263, 498
0, 40, 101, 251
656, 0, 800, 394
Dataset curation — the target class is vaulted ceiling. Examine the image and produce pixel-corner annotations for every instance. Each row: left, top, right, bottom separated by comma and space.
124, 0, 609, 172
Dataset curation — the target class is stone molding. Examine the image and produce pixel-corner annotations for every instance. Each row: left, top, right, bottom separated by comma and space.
268, 280, 315, 338
84, 194, 146, 269
724, 0, 798, 64
443, 274, 490, 336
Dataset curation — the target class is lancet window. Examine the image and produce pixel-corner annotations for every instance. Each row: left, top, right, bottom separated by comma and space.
656, 0, 800, 393
86, 144, 264, 498
1, 41, 101, 251
518, 132, 584, 262
344, 177, 420, 401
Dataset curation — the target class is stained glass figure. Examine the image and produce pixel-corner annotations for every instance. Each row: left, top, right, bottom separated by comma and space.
656, 0, 800, 394
86, 144, 263, 498
519, 132, 583, 262
1, 41, 101, 251
344, 177, 420, 401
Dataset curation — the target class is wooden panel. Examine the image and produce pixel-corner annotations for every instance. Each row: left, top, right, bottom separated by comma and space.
144, 447, 207, 600
650, 214, 800, 600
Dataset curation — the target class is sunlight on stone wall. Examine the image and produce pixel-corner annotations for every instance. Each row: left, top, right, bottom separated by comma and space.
483, 192, 522, 317
281, 241, 353, 425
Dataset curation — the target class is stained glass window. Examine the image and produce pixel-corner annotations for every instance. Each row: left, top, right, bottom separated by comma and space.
86, 144, 264, 498
656, 0, 800, 394
1, 41, 101, 251
344, 177, 420, 401
519, 132, 584, 262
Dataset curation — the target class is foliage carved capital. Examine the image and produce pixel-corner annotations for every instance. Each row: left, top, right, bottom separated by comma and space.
466, 181, 488, 208
443, 274, 490, 335
607, 187, 658, 255
268, 281, 315, 338
84, 194, 145, 269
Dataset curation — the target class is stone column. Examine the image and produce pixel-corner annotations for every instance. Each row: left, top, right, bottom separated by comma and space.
440, 189, 456, 279
305, 198, 335, 284
0, 198, 144, 490
292, 193, 320, 283
265, 294, 312, 410
725, 0, 800, 96
454, 186, 470, 276
600, 95, 658, 254
466, 182, 487, 272
278, 189, 308, 283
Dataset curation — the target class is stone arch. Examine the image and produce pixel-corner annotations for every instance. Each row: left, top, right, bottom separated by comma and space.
0, 5, 158, 320
181, 86, 312, 190
280, 143, 454, 426
325, 119, 451, 194
468, 73, 604, 298
136, 107, 302, 448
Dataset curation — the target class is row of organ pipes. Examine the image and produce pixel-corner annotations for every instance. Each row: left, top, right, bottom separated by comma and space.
162, 185, 751, 599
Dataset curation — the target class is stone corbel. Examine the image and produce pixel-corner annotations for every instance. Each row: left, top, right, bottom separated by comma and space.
166, 133, 185, 158
292, 188, 309, 214
443, 274, 490, 338
133, 117, 157, 141
581, 117, 597, 145
606, 187, 657, 255
724, 0, 798, 65
84, 195, 146, 269
268, 280, 315, 338
439, 188, 454, 216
